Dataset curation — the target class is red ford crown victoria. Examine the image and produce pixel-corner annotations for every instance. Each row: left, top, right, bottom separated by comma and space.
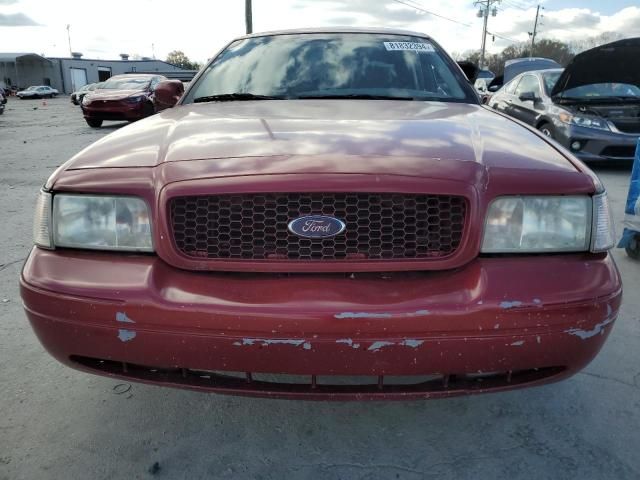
21, 29, 622, 400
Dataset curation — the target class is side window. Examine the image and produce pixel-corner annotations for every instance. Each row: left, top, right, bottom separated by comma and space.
515, 75, 541, 97
150, 77, 160, 90
504, 78, 519, 94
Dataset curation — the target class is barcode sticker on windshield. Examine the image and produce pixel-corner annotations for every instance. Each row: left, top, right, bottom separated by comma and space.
384, 42, 435, 53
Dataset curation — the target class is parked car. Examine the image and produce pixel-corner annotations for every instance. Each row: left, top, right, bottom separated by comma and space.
0, 91, 4, 115
21, 28, 621, 400
17, 85, 58, 99
483, 57, 561, 104
80, 74, 166, 127
70, 82, 102, 105
489, 38, 640, 162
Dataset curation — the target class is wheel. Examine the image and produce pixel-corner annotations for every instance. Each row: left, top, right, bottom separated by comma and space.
625, 234, 640, 260
538, 122, 554, 139
85, 118, 103, 128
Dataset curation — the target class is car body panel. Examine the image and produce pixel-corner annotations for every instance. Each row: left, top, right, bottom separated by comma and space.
489, 69, 640, 162
551, 37, 640, 97
21, 248, 622, 399
22, 28, 621, 399
81, 75, 163, 122
503, 57, 561, 84
56, 100, 581, 172
17, 85, 58, 98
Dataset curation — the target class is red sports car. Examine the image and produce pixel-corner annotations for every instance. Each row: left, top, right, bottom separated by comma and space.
81, 74, 166, 127
21, 28, 622, 400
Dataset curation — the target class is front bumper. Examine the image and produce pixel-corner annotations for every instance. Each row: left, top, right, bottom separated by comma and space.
82, 101, 150, 121
554, 122, 639, 161
21, 248, 622, 400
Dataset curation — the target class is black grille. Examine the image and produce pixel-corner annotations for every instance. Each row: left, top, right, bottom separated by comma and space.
170, 193, 466, 261
600, 145, 636, 159
612, 121, 640, 134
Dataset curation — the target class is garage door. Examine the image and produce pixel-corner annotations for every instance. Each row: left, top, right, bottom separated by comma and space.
70, 68, 87, 92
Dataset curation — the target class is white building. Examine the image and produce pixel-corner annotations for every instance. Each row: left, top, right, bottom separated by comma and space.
0, 52, 196, 93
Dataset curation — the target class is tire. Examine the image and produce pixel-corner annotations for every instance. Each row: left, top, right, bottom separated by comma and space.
85, 118, 103, 128
538, 122, 554, 139
625, 234, 640, 260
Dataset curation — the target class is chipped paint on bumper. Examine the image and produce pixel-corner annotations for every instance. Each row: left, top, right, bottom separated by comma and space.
20, 248, 622, 399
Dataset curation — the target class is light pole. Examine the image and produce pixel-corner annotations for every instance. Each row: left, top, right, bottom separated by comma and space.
245, 0, 252, 35
66, 24, 72, 57
475, 0, 499, 69
529, 5, 543, 57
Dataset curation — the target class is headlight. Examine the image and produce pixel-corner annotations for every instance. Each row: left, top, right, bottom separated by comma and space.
559, 112, 610, 131
33, 192, 153, 251
482, 194, 615, 253
82, 95, 91, 105
125, 95, 145, 103
482, 195, 591, 253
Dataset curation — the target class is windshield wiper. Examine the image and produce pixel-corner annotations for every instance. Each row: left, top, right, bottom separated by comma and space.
296, 94, 421, 101
193, 93, 286, 103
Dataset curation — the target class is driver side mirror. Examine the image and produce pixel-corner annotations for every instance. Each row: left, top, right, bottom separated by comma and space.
518, 91, 537, 102
153, 80, 185, 112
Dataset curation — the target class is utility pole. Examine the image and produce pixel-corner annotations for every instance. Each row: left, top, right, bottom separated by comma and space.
475, 0, 499, 70
245, 0, 253, 35
66, 24, 72, 57
529, 5, 542, 57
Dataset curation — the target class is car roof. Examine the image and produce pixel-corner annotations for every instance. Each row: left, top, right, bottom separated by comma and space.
236, 27, 430, 41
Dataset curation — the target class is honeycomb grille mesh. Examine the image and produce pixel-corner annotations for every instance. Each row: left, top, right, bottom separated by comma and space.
170, 193, 466, 261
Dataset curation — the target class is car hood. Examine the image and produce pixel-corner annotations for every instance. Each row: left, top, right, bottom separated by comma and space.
88, 89, 146, 101
55, 100, 583, 185
551, 37, 640, 98
504, 57, 561, 84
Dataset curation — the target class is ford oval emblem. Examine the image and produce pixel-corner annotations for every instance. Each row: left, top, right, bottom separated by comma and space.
288, 215, 346, 239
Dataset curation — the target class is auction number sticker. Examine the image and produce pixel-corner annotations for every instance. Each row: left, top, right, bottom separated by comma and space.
384, 41, 435, 53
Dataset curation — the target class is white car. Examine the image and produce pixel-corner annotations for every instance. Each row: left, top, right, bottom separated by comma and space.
17, 85, 59, 99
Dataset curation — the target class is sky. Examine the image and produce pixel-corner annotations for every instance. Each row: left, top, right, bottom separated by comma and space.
0, 0, 639, 63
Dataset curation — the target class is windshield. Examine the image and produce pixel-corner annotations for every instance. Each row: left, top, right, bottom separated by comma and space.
559, 82, 640, 99
26, 86, 37, 91
100, 77, 151, 90
186, 33, 472, 103
542, 71, 561, 95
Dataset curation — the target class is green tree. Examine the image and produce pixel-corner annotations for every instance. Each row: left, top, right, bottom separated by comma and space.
166, 50, 201, 70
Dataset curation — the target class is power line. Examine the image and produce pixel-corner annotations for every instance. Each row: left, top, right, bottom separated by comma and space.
391, 0, 473, 28
501, 0, 529, 11
394, 0, 520, 57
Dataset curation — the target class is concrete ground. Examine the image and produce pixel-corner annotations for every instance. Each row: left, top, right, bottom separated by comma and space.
1, 97, 639, 480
